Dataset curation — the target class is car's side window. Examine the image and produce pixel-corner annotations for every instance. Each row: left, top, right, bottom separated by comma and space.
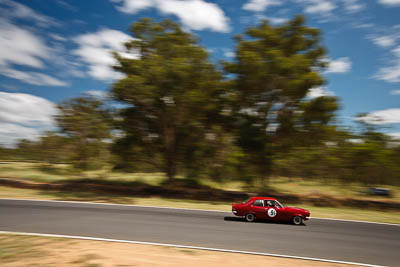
253, 199, 264, 207
265, 200, 274, 207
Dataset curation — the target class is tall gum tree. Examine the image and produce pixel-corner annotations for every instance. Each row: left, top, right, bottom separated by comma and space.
112, 19, 224, 181
224, 16, 338, 187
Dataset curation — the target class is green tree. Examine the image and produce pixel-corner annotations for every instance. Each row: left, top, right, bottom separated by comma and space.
112, 18, 224, 180
225, 16, 338, 187
56, 97, 111, 169
37, 132, 75, 164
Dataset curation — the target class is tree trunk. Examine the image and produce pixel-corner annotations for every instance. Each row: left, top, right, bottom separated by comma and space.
163, 124, 177, 182
166, 151, 176, 181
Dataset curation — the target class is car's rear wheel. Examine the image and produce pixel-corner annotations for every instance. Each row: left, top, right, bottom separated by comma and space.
292, 216, 303, 225
245, 213, 256, 222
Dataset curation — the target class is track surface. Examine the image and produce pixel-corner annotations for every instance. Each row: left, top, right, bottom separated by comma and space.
0, 199, 399, 266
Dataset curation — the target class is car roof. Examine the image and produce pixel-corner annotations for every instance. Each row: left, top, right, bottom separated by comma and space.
250, 196, 276, 201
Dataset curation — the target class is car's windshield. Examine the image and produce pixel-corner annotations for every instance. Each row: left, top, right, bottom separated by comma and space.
275, 200, 284, 208
242, 198, 251, 204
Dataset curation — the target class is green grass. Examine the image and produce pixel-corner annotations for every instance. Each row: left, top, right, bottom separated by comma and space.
0, 185, 399, 224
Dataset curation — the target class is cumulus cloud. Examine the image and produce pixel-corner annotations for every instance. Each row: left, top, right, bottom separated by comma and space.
0, 68, 68, 86
0, 92, 58, 146
0, 0, 57, 27
302, 0, 336, 15
307, 86, 335, 98
0, 20, 50, 68
295, 0, 363, 17
222, 48, 234, 58
243, 0, 282, 12
84, 90, 109, 98
355, 108, 400, 125
73, 28, 137, 81
112, 0, 230, 32
255, 14, 288, 24
375, 46, 400, 82
391, 90, 400, 95
326, 57, 352, 73
371, 35, 396, 48
378, 0, 400, 7
377, 65, 400, 82
342, 0, 365, 13
0, 12, 67, 86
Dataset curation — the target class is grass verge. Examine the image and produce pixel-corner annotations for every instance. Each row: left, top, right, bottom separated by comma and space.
2, 161, 400, 203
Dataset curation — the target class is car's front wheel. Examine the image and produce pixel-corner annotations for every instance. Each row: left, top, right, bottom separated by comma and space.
292, 215, 303, 225
245, 213, 256, 222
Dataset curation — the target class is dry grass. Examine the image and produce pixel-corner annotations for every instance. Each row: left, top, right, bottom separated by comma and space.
0, 234, 351, 267
1, 161, 399, 203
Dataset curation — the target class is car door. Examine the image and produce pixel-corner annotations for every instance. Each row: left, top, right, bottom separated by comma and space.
250, 199, 267, 219
264, 200, 280, 221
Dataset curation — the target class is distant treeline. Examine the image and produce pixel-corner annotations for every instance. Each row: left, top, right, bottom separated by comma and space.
1, 17, 399, 186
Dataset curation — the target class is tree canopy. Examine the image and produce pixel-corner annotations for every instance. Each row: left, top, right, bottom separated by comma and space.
112, 18, 225, 180
224, 16, 339, 185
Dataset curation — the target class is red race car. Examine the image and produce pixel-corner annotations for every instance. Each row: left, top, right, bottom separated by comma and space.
232, 197, 310, 225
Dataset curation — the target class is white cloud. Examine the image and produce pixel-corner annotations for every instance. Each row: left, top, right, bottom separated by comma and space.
0, 0, 57, 27
297, 0, 363, 17
266, 17, 288, 24
371, 35, 396, 48
112, 0, 154, 13
112, 0, 230, 32
377, 65, 400, 82
0, 123, 40, 147
355, 108, 400, 125
222, 49, 234, 58
73, 28, 137, 81
255, 14, 288, 24
307, 86, 335, 98
0, 92, 58, 146
303, 0, 336, 15
49, 33, 67, 42
0, 20, 50, 68
378, 0, 400, 7
85, 90, 109, 98
326, 57, 352, 73
343, 0, 365, 13
391, 90, 400, 95
353, 23, 375, 29
0, 67, 68, 86
243, 0, 282, 12
375, 46, 400, 82
0, 19, 67, 86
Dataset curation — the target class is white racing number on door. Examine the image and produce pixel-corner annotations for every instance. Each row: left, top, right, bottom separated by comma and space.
267, 208, 277, 217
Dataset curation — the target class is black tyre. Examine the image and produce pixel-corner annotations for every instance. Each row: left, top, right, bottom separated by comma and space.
292, 215, 303, 225
245, 213, 256, 222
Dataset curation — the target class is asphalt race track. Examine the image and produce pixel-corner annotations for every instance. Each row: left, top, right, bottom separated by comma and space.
0, 199, 399, 266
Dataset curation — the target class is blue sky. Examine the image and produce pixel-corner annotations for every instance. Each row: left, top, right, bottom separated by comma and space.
0, 0, 400, 146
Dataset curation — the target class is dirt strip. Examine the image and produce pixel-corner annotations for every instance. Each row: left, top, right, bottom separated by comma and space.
0, 234, 356, 267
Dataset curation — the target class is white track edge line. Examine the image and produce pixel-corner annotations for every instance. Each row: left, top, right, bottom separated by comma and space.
0, 231, 386, 267
0, 197, 398, 226
0, 197, 228, 213
310, 217, 399, 226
